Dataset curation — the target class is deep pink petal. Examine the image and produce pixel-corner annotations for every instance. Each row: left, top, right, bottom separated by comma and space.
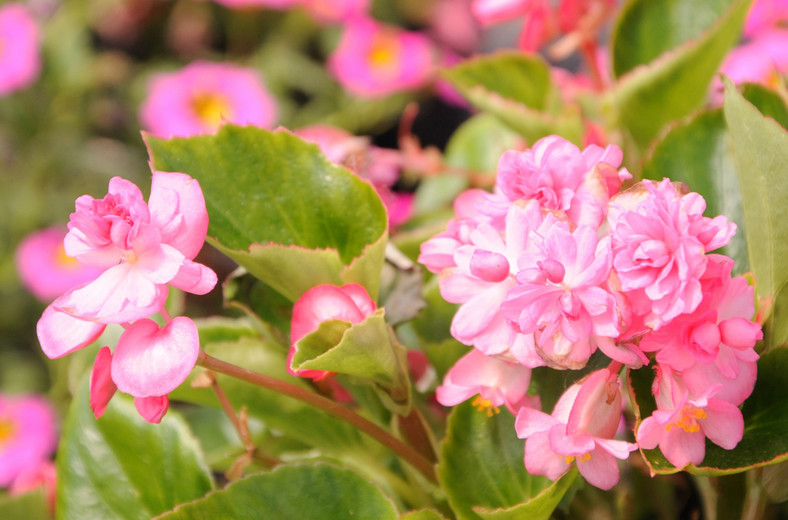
133, 395, 169, 423
90, 346, 117, 419
111, 317, 200, 397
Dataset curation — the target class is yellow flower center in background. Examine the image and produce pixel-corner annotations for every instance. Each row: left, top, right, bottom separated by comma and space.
0, 418, 16, 448
368, 33, 401, 74
191, 92, 232, 130
54, 242, 82, 271
472, 395, 501, 417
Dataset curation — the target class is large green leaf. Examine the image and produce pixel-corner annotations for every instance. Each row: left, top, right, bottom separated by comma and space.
442, 52, 582, 144
57, 383, 214, 520
293, 310, 411, 410
723, 78, 788, 348
438, 402, 573, 520
156, 463, 398, 519
608, 0, 751, 148
145, 126, 388, 300
641, 109, 748, 272
630, 349, 788, 475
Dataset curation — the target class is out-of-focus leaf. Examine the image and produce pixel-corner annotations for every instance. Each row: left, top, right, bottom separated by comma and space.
608, 0, 751, 147
630, 349, 788, 475
439, 402, 571, 520
723, 78, 788, 348
57, 383, 214, 520
400, 510, 448, 520
155, 463, 398, 520
146, 126, 388, 301
0, 490, 50, 520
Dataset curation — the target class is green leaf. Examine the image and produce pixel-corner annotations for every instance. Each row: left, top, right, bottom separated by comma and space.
57, 383, 214, 520
630, 349, 788, 475
439, 402, 570, 520
474, 469, 577, 520
641, 109, 749, 272
170, 327, 366, 456
740, 83, 788, 130
155, 463, 398, 520
145, 126, 388, 300
293, 310, 412, 411
608, 0, 752, 148
400, 510, 447, 520
723, 78, 788, 348
442, 52, 582, 144
0, 490, 50, 520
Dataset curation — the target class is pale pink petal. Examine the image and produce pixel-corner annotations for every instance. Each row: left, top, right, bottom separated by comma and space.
148, 172, 209, 259
702, 399, 744, 450
111, 317, 200, 397
90, 346, 117, 419
133, 395, 169, 424
577, 448, 620, 490
661, 427, 705, 468
169, 259, 218, 295
37, 304, 106, 359
524, 431, 571, 481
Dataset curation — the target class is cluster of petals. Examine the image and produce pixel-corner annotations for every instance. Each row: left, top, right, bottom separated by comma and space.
0, 394, 57, 488
0, 3, 41, 96
418, 133, 762, 487
140, 61, 278, 138
288, 283, 377, 381
327, 17, 435, 98
516, 369, 637, 490
36, 172, 217, 422
16, 227, 102, 301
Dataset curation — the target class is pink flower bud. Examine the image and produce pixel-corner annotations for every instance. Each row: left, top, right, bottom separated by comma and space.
90, 347, 117, 419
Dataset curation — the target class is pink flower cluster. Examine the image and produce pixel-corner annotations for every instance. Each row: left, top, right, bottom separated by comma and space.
419, 135, 761, 487
36, 172, 217, 423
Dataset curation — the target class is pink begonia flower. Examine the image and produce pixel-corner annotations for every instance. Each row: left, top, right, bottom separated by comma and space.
37, 172, 217, 358
516, 369, 637, 490
744, 0, 788, 36
608, 179, 736, 331
437, 200, 549, 366
9, 460, 56, 513
289, 283, 377, 380
0, 395, 57, 487
301, 0, 369, 24
15, 227, 102, 301
502, 221, 620, 369
641, 254, 761, 405
140, 61, 278, 138
436, 349, 538, 414
637, 366, 744, 469
495, 135, 629, 228
0, 3, 40, 96
328, 17, 435, 98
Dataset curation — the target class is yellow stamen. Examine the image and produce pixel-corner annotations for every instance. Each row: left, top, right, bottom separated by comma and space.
0, 418, 16, 447
472, 395, 501, 417
191, 92, 232, 130
54, 243, 82, 271
368, 33, 401, 73
665, 405, 707, 433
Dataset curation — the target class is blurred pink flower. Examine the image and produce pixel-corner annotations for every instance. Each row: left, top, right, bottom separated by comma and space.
301, 0, 368, 24
0, 395, 57, 487
289, 283, 377, 380
744, 0, 788, 36
0, 3, 40, 96
16, 227, 102, 301
718, 29, 788, 88
9, 460, 56, 513
140, 61, 278, 137
328, 17, 435, 98
516, 368, 637, 490
212, 0, 299, 9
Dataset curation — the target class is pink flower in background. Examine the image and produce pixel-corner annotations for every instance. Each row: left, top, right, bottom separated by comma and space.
9, 460, 56, 513
15, 227, 102, 301
301, 0, 369, 24
516, 369, 637, 490
608, 179, 736, 331
637, 366, 744, 469
0, 3, 40, 96
436, 349, 537, 414
743, 0, 788, 36
289, 283, 377, 380
0, 395, 57, 487
328, 17, 435, 98
718, 29, 788, 89
140, 61, 278, 137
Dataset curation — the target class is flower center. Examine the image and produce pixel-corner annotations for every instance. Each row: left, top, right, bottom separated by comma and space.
561, 452, 591, 464
472, 395, 500, 417
666, 405, 707, 433
54, 242, 82, 271
0, 417, 16, 447
368, 33, 401, 73
191, 92, 232, 129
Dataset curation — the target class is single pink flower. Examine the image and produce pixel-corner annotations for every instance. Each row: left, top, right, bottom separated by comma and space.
140, 61, 278, 138
37, 172, 216, 358
435, 349, 537, 414
608, 179, 736, 330
0, 395, 57, 487
0, 3, 40, 96
636, 366, 744, 469
516, 369, 637, 490
289, 283, 377, 380
15, 227, 102, 301
328, 17, 435, 98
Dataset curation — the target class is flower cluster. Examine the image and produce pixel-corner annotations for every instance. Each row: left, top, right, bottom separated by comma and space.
36, 172, 217, 422
419, 135, 761, 487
